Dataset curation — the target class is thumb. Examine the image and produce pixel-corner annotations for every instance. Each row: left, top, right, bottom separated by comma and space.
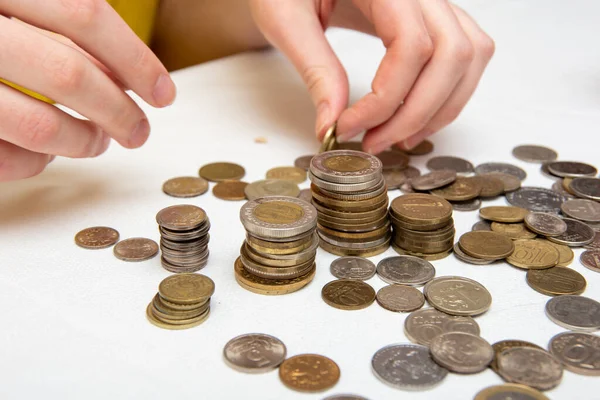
251, 1, 348, 140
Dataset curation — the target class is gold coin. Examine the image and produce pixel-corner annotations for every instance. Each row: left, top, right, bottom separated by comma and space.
266, 166, 307, 184
474, 384, 549, 400
319, 122, 339, 153
430, 177, 482, 201
199, 162, 245, 182
506, 239, 560, 269
540, 239, 574, 266
146, 303, 210, 330
279, 354, 340, 392
234, 257, 315, 295
491, 222, 537, 240
317, 222, 390, 241
563, 177, 575, 195
319, 237, 390, 257
75, 226, 120, 249
246, 236, 315, 256
471, 175, 505, 198
479, 206, 529, 223
458, 231, 515, 260
162, 176, 209, 198
113, 237, 159, 261
390, 194, 453, 225
152, 294, 209, 318
244, 179, 300, 200
212, 180, 248, 201
403, 139, 433, 156
158, 273, 215, 304
391, 243, 453, 261
490, 340, 545, 372
526, 266, 587, 295
253, 201, 305, 225
321, 280, 376, 310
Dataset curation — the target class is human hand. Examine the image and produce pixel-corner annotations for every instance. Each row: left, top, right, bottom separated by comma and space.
0, 0, 176, 181
250, 0, 494, 153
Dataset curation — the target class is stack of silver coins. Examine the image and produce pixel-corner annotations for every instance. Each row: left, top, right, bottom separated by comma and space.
155, 204, 210, 273
309, 150, 391, 257
235, 196, 318, 295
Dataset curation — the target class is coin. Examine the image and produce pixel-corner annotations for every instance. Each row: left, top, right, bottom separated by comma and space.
159, 273, 215, 304
524, 212, 567, 236
561, 198, 600, 222
427, 156, 474, 174
430, 177, 482, 201
321, 280, 376, 310
294, 155, 314, 171
199, 162, 245, 182
453, 243, 494, 265
506, 187, 567, 214
472, 220, 492, 231
244, 179, 300, 200
241, 196, 317, 239
458, 231, 515, 260
411, 170, 457, 191
223, 333, 287, 373
156, 205, 207, 231
382, 167, 420, 190
390, 193, 453, 224
404, 308, 480, 346
311, 150, 381, 184
581, 250, 600, 272
376, 284, 425, 312
162, 176, 209, 197
479, 206, 529, 223
113, 237, 158, 261
371, 344, 448, 390
376, 256, 436, 286
451, 198, 482, 212
474, 384, 550, 400
541, 239, 574, 266
545, 295, 600, 331
490, 340, 545, 373
323, 395, 369, 400
430, 332, 494, 374
234, 257, 315, 295
549, 332, 600, 376
585, 232, 600, 249
481, 172, 521, 193
279, 354, 340, 392
562, 177, 576, 195
491, 222, 537, 240
505, 239, 558, 269
330, 257, 376, 280
319, 122, 339, 153
75, 226, 119, 249
512, 145, 558, 163
146, 303, 210, 330
424, 276, 492, 316
475, 162, 527, 181
376, 151, 410, 170
548, 218, 595, 246
266, 166, 307, 184
212, 181, 248, 201
497, 347, 563, 391
526, 266, 586, 295
570, 177, 600, 200
547, 161, 598, 178
405, 139, 434, 155
472, 175, 505, 197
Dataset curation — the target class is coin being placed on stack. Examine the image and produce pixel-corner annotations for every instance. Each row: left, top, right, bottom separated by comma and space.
309, 150, 391, 257
156, 205, 211, 273
389, 194, 455, 260
236, 196, 318, 295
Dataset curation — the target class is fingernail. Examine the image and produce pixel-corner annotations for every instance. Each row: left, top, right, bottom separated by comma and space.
367, 139, 394, 155
153, 74, 176, 107
129, 118, 151, 148
95, 133, 111, 156
315, 102, 330, 139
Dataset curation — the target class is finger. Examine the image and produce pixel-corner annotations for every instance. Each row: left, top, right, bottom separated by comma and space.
336, 0, 433, 141
0, 82, 111, 158
1, 0, 176, 107
362, 0, 475, 154
250, 0, 348, 139
0, 17, 149, 148
0, 139, 51, 181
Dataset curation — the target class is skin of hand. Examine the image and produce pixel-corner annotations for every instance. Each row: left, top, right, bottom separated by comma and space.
0, 0, 176, 181
250, 0, 495, 154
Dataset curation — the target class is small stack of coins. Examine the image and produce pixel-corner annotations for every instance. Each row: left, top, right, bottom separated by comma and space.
389, 194, 455, 260
156, 205, 211, 273
309, 150, 390, 257
236, 196, 318, 295
146, 273, 214, 330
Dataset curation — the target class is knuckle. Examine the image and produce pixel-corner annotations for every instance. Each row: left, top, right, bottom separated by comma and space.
301, 65, 328, 97
17, 109, 61, 151
450, 40, 475, 64
78, 132, 102, 158
60, 0, 100, 28
409, 34, 434, 62
477, 33, 496, 60
45, 52, 87, 94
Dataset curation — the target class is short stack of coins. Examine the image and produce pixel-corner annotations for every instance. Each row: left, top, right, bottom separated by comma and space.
389, 193, 455, 260
146, 273, 214, 330
236, 196, 318, 295
309, 150, 391, 257
156, 204, 211, 273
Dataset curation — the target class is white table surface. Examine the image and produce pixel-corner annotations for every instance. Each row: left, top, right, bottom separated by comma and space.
1, 1, 599, 399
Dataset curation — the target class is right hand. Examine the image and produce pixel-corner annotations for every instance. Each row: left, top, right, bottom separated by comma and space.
0, 0, 176, 181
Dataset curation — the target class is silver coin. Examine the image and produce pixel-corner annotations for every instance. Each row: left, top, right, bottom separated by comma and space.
330, 257, 376, 280
240, 196, 317, 239
429, 332, 494, 374
382, 167, 421, 190
561, 198, 600, 222
426, 156, 474, 174
319, 231, 391, 249
310, 150, 382, 184
294, 154, 314, 171
506, 187, 567, 213
376, 256, 436, 286
404, 308, 480, 347
244, 179, 300, 200
453, 242, 493, 265
371, 344, 448, 390
547, 218, 595, 246
547, 161, 598, 178
549, 332, 600, 376
585, 232, 600, 250
451, 198, 482, 212
545, 295, 600, 331
297, 188, 312, 203
472, 220, 492, 231
322, 395, 369, 400
223, 333, 287, 373
481, 172, 521, 192
497, 347, 563, 391
423, 276, 492, 316
512, 145, 558, 163
551, 180, 575, 198
377, 151, 410, 170
376, 284, 425, 312
475, 162, 527, 181
411, 170, 457, 191
309, 170, 382, 193
570, 177, 600, 201
524, 212, 567, 237
541, 162, 559, 179
586, 221, 600, 232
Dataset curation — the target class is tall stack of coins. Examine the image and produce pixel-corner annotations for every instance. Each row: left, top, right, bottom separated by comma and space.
236, 196, 318, 295
309, 150, 390, 257
156, 205, 211, 273
389, 194, 455, 260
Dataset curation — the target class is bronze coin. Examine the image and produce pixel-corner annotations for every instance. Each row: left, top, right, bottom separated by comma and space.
506, 239, 559, 269
156, 205, 207, 231
458, 231, 515, 260
404, 139, 434, 156
162, 176, 209, 198
212, 181, 248, 201
279, 354, 340, 392
490, 222, 537, 240
234, 257, 315, 295
526, 267, 587, 296
321, 280, 376, 310
430, 177, 482, 201
294, 155, 314, 171
266, 166, 307, 184
390, 194, 453, 225
376, 284, 425, 312
75, 226, 120, 249
481, 172, 521, 192
113, 237, 159, 261
490, 340, 545, 373
542, 239, 574, 267
581, 250, 600, 272
479, 206, 529, 223
474, 384, 549, 400
199, 162, 245, 182
471, 175, 505, 198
